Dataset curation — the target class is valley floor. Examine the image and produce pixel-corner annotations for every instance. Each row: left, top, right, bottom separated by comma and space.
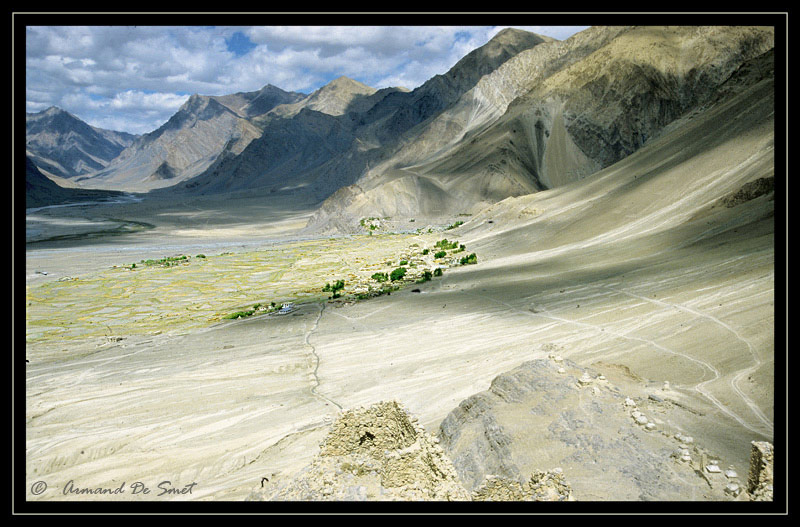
22, 81, 778, 505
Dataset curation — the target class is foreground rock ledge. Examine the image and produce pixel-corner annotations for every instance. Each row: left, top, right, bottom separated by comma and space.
246, 401, 573, 501
747, 441, 774, 501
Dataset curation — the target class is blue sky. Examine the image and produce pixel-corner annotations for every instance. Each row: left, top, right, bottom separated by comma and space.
26, 25, 589, 135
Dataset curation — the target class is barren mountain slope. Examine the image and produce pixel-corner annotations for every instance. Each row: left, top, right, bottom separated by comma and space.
163, 29, 553, 202
351, 28, 555, 148
352, 26, 630, 179
308, 26, 774, 233
76, 85, 304, 192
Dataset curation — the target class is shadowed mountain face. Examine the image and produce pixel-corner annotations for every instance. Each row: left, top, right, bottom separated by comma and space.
25, 107, 138, 180
162, 27, 554, 201
173, 107, 358, 196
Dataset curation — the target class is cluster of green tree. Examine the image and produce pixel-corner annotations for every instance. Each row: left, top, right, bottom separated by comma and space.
130, 255, 190, 269
223, 301, 279, 320
460, 253, 478, 265
322, 279, 346, 299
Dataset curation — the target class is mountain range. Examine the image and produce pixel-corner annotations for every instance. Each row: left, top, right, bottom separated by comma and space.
25, 106, 137, 182
25, 26, 775, 229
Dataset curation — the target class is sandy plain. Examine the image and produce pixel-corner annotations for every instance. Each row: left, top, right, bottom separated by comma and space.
23, 81, 778, 503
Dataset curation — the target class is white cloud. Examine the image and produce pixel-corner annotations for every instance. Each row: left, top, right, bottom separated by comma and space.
25, 24, 590, 134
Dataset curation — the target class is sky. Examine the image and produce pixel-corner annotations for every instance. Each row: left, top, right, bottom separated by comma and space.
25, 25, 589, 135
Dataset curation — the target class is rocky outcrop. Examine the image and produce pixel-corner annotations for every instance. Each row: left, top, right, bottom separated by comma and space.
247, 400, 580, 502
248, 401, 470, 501
437, 358, 750, 501
747, 441, 774, 501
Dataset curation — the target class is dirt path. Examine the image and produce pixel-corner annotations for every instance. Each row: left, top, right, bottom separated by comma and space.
604, 285, 773, 436
306, 302, 343, 412
460, 286, 770, 438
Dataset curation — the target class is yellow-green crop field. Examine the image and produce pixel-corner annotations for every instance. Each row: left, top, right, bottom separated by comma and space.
26, 232, 440, 355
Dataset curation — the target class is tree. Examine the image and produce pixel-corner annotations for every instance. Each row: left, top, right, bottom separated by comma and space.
390, 267, 407, 281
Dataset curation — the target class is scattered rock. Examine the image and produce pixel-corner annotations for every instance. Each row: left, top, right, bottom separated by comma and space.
527, 469, 575, 501
472, 470, 576, 502
721, 176, 774, 208
725, 482, 742, 496
471, 475, 526, 501
725, 469, 738, 479
624, 397, 636, 407
706, 464, 722, 474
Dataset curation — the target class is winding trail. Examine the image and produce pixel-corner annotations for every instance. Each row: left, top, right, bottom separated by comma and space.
603, 285, 773, 436
461, 288, 771, 438
305, 302, 342, 412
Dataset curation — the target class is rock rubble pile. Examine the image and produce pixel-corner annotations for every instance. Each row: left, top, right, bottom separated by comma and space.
248, 401, 470, 501
247, 400, 576, 501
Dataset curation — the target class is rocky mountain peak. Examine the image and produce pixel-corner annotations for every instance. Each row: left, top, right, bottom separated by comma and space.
491, 27, 556, 45
266, 75, 378, 119
38, 105, 66, 116
324, 75, 374, 92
